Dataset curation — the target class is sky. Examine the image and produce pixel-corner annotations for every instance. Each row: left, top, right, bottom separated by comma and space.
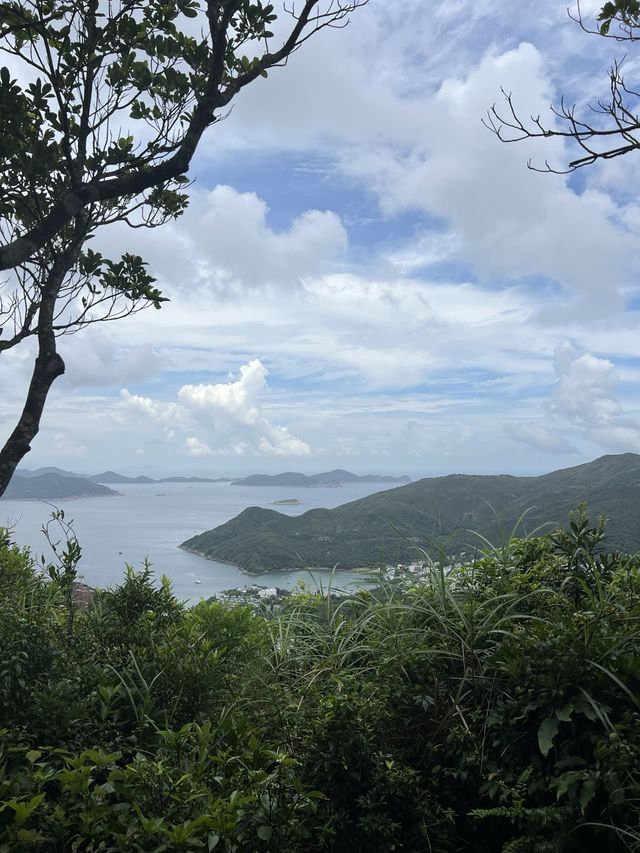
5, 0, 640, 478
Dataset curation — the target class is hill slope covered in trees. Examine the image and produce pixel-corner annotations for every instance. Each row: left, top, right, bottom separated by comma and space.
181, 454, 640, 572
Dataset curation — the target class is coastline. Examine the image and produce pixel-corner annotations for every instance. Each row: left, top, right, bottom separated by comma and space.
178, 544, 380, 576
0, 492, 121, 502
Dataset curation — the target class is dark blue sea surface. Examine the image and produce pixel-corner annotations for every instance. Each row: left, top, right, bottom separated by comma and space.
0, 481, 398, 602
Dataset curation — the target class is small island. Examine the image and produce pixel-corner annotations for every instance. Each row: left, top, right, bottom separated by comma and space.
271, 498, 301, 505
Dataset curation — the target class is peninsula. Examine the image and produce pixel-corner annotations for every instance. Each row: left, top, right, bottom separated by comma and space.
181, 453, 640, 573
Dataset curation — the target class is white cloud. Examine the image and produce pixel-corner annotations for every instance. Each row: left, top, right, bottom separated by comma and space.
551, 343, 621, 426
94, 186, 347, 298
183, 436, 214, 457
121, 359, 311, 459
258, 428, 311, 457
551, 343, 640, 449
179, 360, 266, 424
508, 343, 640, 455
119, 390, 185, 431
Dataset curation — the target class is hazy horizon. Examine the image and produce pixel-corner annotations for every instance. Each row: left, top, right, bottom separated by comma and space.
15, 450, 634, 482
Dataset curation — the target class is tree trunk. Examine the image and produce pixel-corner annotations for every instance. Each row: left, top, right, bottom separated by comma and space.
0, 253, 71, 496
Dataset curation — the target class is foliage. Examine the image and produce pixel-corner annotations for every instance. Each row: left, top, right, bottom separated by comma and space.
1, 508, 640, 850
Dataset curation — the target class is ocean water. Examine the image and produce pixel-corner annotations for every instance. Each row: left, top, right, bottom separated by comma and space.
0, 481, 400, 602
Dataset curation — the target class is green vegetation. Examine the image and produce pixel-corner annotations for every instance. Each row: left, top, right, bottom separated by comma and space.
2, 506, 640, 850
182, 453, 640, 573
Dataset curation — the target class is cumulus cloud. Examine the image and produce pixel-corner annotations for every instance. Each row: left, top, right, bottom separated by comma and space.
121, 359, 310, 458
94, 185, 347, 299
551, 343, 640, 449
183, 436, 214, 457
258, 428, 312, 457
509, 343, 640, 455
119, 390, 185, 434
179, 360, 266, 424
551, 343, 621, 427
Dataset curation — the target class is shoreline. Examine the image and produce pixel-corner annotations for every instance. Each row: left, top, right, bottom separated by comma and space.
0, 492, 120, 502
178, 544, 381, 576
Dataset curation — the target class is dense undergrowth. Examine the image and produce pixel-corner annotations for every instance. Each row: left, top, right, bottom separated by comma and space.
1, 509, 640, 851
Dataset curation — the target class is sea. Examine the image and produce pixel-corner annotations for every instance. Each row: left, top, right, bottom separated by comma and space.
0, 481, 400, 603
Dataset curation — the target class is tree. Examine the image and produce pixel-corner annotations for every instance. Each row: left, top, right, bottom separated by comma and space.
484, 0, 640, 172
0, 0, 367, 496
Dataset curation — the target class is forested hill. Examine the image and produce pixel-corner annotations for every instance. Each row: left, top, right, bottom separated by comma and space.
181, 453, 640, 573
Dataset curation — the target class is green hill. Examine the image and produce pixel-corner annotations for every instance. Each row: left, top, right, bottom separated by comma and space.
180, 453, 640, 572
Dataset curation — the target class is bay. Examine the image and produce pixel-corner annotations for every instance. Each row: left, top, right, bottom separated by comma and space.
0, 481, 399, 602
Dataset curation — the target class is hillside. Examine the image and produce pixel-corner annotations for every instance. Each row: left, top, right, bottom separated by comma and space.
181, 453, 640, 572
2, 473, 118, 500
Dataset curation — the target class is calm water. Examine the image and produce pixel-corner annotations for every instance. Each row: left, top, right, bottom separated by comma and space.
0, 481, 399, 602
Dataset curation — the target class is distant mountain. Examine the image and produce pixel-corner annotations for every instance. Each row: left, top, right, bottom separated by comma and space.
230, 469, 411, 487
181, 454, 640, 573
18, 466, 82, 479
89, 471, 156, 484
2, 473, 118, 500
88, 471, 232, 484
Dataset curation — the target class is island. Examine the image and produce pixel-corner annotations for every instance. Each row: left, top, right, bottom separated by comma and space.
89, 471, 232, 485
2, 473, 118, 500
17, 467, 233, 486
230, 469, 411, 487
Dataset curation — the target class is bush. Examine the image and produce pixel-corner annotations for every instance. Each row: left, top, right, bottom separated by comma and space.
1, 515, 640, 850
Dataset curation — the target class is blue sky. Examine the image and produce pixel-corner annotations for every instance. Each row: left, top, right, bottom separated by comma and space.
5, 0, 640, 477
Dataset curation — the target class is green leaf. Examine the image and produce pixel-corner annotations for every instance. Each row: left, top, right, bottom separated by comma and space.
579, 777, 597, 813
538, 717, 559, 757
555, 703, 574, 722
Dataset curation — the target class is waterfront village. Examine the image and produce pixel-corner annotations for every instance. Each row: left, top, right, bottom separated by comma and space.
216, 555, 469, 610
